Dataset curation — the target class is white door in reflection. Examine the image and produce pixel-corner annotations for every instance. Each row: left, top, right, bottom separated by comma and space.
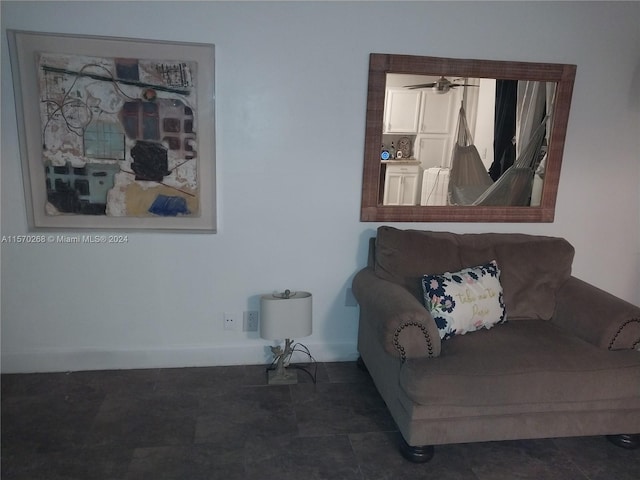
416, 88, 461, 169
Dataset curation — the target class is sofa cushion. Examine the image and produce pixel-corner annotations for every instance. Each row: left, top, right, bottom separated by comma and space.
492, 239, 574, 320
422, 261, 506, 339
374, 228, 462, 300
399, 320, 640, 408
374, 227, 574, 320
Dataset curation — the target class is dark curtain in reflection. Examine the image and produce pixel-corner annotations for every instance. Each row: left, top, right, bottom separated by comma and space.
489, 80, 517, 181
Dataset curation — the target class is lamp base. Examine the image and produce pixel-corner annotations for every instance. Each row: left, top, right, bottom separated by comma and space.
267, 367, 297, 385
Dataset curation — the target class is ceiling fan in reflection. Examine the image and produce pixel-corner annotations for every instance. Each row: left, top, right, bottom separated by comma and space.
405, 76, 479, 94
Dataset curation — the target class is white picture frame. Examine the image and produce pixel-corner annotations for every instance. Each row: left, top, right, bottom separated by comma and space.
7, 30, 216, 232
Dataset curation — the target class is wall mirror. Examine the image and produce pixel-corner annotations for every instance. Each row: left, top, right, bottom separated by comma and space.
360, 53, 576, 222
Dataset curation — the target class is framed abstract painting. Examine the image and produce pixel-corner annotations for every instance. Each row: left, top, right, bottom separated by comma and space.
7, 30, 216, 232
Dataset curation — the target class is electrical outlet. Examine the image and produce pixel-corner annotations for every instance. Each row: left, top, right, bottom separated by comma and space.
223, 312, 240, 331
243, 311, 259, 332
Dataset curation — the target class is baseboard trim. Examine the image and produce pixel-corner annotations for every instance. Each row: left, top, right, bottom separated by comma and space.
1, 341, 359, 373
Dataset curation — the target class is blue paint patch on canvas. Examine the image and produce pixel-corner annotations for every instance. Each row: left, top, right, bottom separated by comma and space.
148, 195, 190, 216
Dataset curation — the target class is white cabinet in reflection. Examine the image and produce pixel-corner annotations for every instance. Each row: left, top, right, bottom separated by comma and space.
383, 162, 422, 205
383, 89, 421, 133
416, 136, 451, 169
418, 89, 459, 134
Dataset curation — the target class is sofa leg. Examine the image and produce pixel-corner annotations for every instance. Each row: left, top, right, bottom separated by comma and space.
606, 434, 640, 449
399, 437, 434, 463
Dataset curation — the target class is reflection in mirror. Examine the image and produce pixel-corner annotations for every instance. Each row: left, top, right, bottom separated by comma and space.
383, 74, 554, 207
361, 54, 576, 222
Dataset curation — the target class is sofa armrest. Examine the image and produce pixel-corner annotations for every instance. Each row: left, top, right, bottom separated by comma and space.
352, 267, 441, 360
551, 276, 640, 350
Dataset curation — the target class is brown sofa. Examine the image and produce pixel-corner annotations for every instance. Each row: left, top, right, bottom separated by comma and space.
353, 226, 640, 462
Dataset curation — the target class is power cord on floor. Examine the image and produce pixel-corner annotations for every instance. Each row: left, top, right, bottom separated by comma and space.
266, 341, 317, 383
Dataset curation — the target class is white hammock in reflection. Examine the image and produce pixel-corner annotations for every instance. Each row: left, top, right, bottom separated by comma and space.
447, 103, 549, 207
447, 105, 493, 206
473, 117, 548, 206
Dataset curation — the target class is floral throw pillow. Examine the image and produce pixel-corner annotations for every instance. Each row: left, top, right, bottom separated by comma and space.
421, 260, 506, 340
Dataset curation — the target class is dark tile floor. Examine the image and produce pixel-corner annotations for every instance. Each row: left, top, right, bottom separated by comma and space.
2, 361, 639, 480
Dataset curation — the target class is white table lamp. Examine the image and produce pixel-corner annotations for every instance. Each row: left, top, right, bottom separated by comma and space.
260, 290, 312, 384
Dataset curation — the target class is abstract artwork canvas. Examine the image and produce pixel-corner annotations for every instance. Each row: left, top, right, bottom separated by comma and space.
8, 31, 216, 232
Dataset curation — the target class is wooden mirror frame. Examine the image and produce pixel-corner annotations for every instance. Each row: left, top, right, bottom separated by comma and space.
360, 53, 576, 222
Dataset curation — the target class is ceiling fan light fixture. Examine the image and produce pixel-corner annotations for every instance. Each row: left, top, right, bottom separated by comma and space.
432, 76, 452, 94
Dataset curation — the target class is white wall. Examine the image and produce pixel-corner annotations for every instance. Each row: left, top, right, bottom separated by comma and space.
2, 1, 639, 373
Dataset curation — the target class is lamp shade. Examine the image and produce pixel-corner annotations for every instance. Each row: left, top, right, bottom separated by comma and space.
260, 291, 312, 340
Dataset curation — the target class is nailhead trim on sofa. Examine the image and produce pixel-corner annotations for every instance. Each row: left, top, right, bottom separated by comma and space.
608, 318, 640, 350
393, 321, 435, 362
